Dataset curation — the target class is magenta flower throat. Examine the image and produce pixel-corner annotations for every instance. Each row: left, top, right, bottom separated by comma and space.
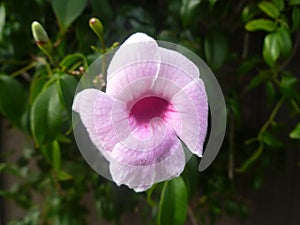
73, 33, 209, 192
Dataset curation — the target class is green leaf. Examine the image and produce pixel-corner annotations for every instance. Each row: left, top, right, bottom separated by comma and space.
56, 170, 73, 181
59, 53, 87, 72
238, 56, 261, 75
280, 75, 298, 98
276, 27, 292, 58
29, 76, 48, 104
290, 122, 300, 139
0, 75, 27, 125
181, 0, 201, 27
40, 142, 52, 165
248, 73, 268, 90
52, 141, 61, 170
271, 0, 285, 11
241, 5, 259, 23
209, 0, 218, 8
158, 177, 188, 225
258, 1, 280, 18
51, 0, 88, 31
58, 74, 78, 119
263, 32, 280, 67
90, 0, 113, 25
245, 19, 277, 32
292, 7, 300, 32
252, 174, 264, 190
289, 0, 300, 5
261, 131, 283, 147
30, 83, 64, 146
204, 30, 228, 69
41, 140, 61, 170
265, 81, 276, 101
224, 200, 239, 215
0, 3, 5, 41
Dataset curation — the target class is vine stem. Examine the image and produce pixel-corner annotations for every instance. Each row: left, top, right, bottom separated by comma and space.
10, 61, 37, 77
146, 183, 157, 207
228, 114, 235, 181
52, 170, 63, 196
258, 97, 285, 140
188, 206, 199, 225
291, 99, 300, 114
237, 97, 285, 172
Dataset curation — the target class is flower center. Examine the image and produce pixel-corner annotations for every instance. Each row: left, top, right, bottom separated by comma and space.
130, 96, 170, 125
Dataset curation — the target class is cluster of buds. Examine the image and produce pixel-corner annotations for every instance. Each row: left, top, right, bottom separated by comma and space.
92, 74, 106, 89
70, 66, 85, 76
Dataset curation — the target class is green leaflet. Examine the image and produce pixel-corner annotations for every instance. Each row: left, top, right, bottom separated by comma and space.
158, 177, 188, 225
51, 0, 88, 31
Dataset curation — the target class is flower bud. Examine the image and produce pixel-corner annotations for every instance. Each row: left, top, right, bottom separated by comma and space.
31, 21, 52, 56
112, 42, 119, 48
89, 18, 104, 39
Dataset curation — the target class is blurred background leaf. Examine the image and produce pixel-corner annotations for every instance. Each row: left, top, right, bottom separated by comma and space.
51, 0, 88, 32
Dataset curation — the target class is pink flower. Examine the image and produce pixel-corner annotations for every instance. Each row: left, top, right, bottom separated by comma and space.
72, 33, 208, 192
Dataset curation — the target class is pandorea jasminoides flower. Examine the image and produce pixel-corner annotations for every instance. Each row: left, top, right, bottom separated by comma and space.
72, 33, 208, 192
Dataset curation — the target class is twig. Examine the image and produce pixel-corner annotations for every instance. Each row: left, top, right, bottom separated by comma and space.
291, 99, 300, 114
258, 97, 285, 139
228, 114, 235, 181
52, 171, 64, 196
188, 206, 199, 225
237, 97, 285, 172
242, 33, 249, 59
146, 183, 157, 207
10, 61, 37, 77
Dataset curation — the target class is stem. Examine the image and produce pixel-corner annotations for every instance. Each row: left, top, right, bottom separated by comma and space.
236, 142, 264, 173
242, 33, 249, 59
100, 36, 106, 54
146, 184, 157, 207
291, 99, 300, 114
258, 97, 285, 139
228, 114, 235, 181
10, 61, 37, 77
188, 207, 199, 225
99, 36, 107, 86
52, 170, 63, 196
237, 97, 285, 172
245, 137, 258, 145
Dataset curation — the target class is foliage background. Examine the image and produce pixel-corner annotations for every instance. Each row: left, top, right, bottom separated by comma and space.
0, 0, 300, 224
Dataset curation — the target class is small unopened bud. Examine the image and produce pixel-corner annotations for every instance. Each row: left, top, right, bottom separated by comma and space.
93, 74, 106, 89
112, 42, 119, 48
31, 21, 52, 56
89, 18, 104, 40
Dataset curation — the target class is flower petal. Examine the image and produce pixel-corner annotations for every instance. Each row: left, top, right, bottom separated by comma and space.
166, 79, 208, 157
73, 89, 97, 125
72, 89, 129, 158
109, 123, 185, 191
148, 47, 204, 101
106, 65, 158, 103
158, 47, 199, 79
106, 33, 161, 101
